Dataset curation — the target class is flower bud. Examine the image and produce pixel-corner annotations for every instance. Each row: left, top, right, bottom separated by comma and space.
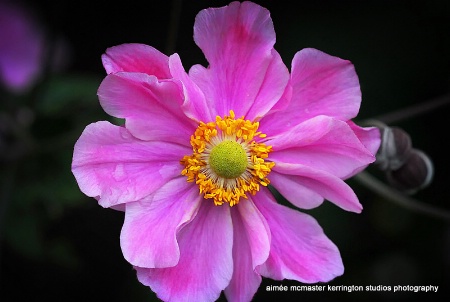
376, 126, 412, 171
386, 149, 434, 194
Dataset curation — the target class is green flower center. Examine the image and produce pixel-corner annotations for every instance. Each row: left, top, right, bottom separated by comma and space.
209, 140, 248, 179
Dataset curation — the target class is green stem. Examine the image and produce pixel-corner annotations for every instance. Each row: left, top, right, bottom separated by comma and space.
354, 171, 450, 221
367, 93, 450, 124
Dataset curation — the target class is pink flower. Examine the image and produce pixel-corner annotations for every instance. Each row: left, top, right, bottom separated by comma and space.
72, 2, 380, 301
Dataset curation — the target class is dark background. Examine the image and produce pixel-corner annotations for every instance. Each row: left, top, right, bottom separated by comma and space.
1, 0, 450, 301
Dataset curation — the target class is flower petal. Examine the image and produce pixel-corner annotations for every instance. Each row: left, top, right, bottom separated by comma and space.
71, 121, 188, 208
190, 1, 286, 119
246, 49, 290, 121
348, 121, 381, 159
101, 43, 171, 78
136, 202, 233, 302
255, 189, 344, 283
272, 162, 362, 213
97, 72, 195, 144
224, 201, 270, 302
260, 48, 361, 136
120, 177, 201, 268
237, 198, 271, 268
268, 116, 376, 179
169, 53, 213, 122
269, 171, 324, 210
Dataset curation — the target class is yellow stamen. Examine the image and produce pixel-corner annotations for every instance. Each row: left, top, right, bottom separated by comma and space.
181, 111, 275, 206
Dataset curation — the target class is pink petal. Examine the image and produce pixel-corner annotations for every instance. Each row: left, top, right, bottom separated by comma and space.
268, 116, 376, 179
263, 80, 292, 115
101, 43, 171, 78
272, 162, 362, 213
269, 171, 324, 210
246, 49, 290, 121
255, 189, 344, 283
97, 72, 195, 144
348, 121, 381, 159
71, 121, 188, 208
190, 1, 288, 119
260, 48, 361, 136
168, 53, 213, 122
120, 177, 201, 268
224, 200, 270, 302
236, 199, 271, 268
136, 202, 233, 302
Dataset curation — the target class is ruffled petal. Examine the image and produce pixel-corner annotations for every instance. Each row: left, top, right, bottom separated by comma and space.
101, 43, 171, 78
190, 1, 287, 119
120, 177, 201, 268
71, 121, 188, 208
224, 200, 270, 302
260, 48, 361, 136
255, 189, 344, 283
272, 162, 362, 213
268, 116, 376, 179
269, 171, 324, 210
236, 198, 271, 268
136, 202, 233, 302
97, 72, 195, 145
168, 53, 213, 122
262, 78, 292, 115
347, 121, 381, 159
245, 49, 290, 121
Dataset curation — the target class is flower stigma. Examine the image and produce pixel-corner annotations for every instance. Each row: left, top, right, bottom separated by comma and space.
181, 110, 275, 206
209, 140, 247, 178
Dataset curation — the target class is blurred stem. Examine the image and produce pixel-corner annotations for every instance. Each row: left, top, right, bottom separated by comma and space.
0, 163, 17, 233
354, 171, 450, 221
165, 0, 183, 54
0, 161, 18, 283
365, 93, 450, 125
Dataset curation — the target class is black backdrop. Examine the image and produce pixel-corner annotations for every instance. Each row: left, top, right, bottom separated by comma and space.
1, 0, 450, 301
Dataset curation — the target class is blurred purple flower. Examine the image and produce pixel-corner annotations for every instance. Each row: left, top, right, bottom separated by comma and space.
0, 0, 47, 92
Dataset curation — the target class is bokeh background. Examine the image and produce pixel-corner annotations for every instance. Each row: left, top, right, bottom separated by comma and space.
1, 0, 449, 301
